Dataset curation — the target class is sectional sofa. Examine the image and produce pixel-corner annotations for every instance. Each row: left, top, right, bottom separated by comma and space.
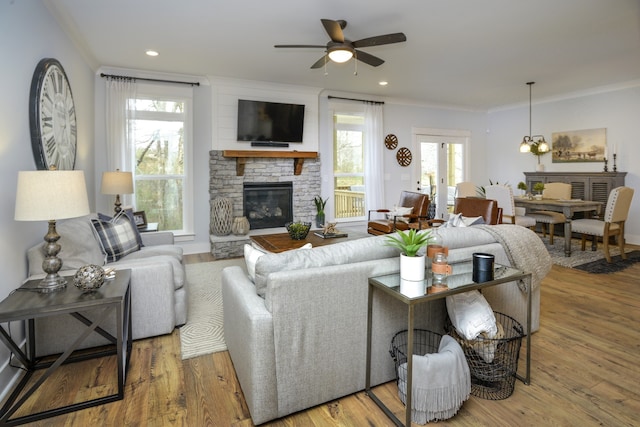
222, 224, 551, 424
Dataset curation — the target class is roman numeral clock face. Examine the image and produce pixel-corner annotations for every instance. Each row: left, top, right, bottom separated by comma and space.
29, 58, 77, 170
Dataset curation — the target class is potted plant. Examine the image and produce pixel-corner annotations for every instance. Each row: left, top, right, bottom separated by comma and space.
385, 229, 433, 281
517, 181, 528, 197
313, 195, 328, 228
533, 182, 545, 199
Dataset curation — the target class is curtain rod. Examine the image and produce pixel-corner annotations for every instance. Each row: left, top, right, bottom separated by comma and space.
100, 73, 200, 87
327, 95, 384, 105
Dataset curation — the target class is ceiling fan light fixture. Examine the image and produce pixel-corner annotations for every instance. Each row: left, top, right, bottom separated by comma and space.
328, 46, 354, 63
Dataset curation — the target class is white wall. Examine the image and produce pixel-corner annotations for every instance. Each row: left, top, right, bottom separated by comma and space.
210, 77, 321, 151
487, 84, 640, 244
0, 0, 95, 399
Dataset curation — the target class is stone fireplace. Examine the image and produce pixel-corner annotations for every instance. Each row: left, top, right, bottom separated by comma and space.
209, 150, 321, 258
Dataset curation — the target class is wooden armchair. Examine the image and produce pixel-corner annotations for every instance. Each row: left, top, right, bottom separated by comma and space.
419, 197, 502, 228
367, 191, 430, 235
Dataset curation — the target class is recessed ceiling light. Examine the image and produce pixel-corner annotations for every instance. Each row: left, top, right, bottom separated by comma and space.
379, 81, 388, 86
146, 50, 159, 57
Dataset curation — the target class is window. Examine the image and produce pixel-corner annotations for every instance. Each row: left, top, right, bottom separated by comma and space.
333, 113, 366, 220
128, 88, 193, 234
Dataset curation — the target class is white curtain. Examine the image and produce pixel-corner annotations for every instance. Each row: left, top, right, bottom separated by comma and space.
105, 77, 137, 207
364, 102, 384, 210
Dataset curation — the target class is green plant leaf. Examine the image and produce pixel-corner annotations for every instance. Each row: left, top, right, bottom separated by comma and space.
385, 229, 433, 257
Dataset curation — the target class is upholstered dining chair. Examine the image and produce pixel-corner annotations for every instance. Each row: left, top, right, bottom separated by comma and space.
484, 185, 536, 228
571, 186, 634, 263
367, 191, 430, 235
455, 181, 477, 198
527, 182, 572, 244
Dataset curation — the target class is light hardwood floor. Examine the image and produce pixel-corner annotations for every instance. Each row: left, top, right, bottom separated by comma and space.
9, 248, 640, 426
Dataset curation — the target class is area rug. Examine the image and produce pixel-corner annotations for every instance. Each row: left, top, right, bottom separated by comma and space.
543, 237, 633, 269
180, 258, 246, 360
574, 250, 640, 274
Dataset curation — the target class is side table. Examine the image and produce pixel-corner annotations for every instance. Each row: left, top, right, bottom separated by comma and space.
0, 269, 132, 426
366, 261, 532, 427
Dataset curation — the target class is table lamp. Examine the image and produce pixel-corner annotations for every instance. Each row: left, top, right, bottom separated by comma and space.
101, 170, 133, 213
15, 170, 90, 292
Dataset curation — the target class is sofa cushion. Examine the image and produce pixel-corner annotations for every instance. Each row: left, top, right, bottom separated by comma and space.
27, 215, 105, 276
245, 243, 312, 283
90, 217, 141, 262
254, 234, 397, 297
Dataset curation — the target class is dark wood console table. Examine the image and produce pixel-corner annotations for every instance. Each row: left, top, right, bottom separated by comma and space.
0, 270, 132, 425
524, 171, 626, 205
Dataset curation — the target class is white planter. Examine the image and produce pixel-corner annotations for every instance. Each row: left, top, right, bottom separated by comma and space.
400, 279, 427, 297
400, 253, 426, 282
536, 163, 545, 172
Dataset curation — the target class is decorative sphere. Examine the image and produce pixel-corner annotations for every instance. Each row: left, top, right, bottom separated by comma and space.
74, 265, 106, 292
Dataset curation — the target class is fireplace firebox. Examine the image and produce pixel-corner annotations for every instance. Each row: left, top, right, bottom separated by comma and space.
243, 182, 293, 229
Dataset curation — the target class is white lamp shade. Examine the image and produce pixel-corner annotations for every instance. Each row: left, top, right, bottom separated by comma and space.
101, 171, 134, 195
15, 170, 90, 221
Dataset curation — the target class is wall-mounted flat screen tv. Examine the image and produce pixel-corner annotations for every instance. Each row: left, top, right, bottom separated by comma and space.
237, 99, 305, 143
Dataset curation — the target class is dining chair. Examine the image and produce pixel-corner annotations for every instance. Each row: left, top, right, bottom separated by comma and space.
367, 191, 430, 235
571, 186, 634, 262
455, 181, 477, 198
527, 182, 572, 244
484, 185, 536, 228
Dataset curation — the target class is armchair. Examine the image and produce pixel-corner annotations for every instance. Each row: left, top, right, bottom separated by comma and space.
367, 191, 430, 235
572, 186, 634, 262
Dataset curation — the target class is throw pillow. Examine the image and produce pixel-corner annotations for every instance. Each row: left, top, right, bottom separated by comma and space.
98, 209, 144, 248
387, 206, 413, 223
90, 217, 141, 262
461, 216, 485, 226
446, 290, 497, 340
442, 213, 466, 228
244, 242, 312, 283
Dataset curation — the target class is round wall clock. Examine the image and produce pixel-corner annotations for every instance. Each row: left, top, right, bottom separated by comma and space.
396, 147, 412, 166
29, 58, 77, 170
384, 134, 398, 150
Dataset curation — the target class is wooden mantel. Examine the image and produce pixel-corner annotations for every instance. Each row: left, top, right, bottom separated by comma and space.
222, 150, 318, 176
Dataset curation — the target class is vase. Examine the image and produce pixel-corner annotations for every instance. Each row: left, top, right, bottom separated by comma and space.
315, 213, 325, 228
210, 197, 233, 236
400, 253, 426, 282
536, 163, 545, 172
232, 216, 250, 235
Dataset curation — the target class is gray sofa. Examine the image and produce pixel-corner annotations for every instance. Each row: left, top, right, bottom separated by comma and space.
26, 214, 187, 356
222, 225, 551, 425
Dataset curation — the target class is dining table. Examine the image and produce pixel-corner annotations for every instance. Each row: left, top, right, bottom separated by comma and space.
514, 197, 603, 256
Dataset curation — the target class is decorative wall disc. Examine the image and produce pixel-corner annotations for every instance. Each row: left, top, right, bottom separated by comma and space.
384, 134, 398, 150
396, 147, 412, 166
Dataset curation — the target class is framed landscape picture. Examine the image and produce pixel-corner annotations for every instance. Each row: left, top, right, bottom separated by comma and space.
551, 128, 607, 163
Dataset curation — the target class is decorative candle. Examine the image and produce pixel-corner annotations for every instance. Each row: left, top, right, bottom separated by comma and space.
604, 147, 608, 159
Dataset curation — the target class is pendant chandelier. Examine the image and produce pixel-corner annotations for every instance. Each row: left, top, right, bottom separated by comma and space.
519, 82, 549, 153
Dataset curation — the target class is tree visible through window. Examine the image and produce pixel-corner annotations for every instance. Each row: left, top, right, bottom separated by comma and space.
129, 98, 188, 232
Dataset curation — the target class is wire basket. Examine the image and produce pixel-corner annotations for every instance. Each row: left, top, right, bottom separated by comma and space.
389, 329, 443, 387
447, 311, 524, 400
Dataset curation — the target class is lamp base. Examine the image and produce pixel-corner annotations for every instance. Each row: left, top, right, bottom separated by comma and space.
36, 274, 67, 293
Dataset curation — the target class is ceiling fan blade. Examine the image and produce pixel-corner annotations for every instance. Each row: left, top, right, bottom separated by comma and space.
274, 44, 326, 49
355, 50, 385, 67
321, 19, 344, 43
352, 32, 407, 48
310, 55, 329, 69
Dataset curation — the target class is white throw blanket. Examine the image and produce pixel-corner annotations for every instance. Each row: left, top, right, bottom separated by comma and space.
397, 335, 471, 424
477, 224, 552, 292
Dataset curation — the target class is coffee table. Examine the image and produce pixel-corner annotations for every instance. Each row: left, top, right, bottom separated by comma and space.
250, 229, 367, 253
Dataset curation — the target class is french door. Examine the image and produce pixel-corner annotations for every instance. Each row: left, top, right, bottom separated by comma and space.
414, 132, 467, 220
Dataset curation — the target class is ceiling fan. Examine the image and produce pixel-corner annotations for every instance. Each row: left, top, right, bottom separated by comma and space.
274, 19, 407, 69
